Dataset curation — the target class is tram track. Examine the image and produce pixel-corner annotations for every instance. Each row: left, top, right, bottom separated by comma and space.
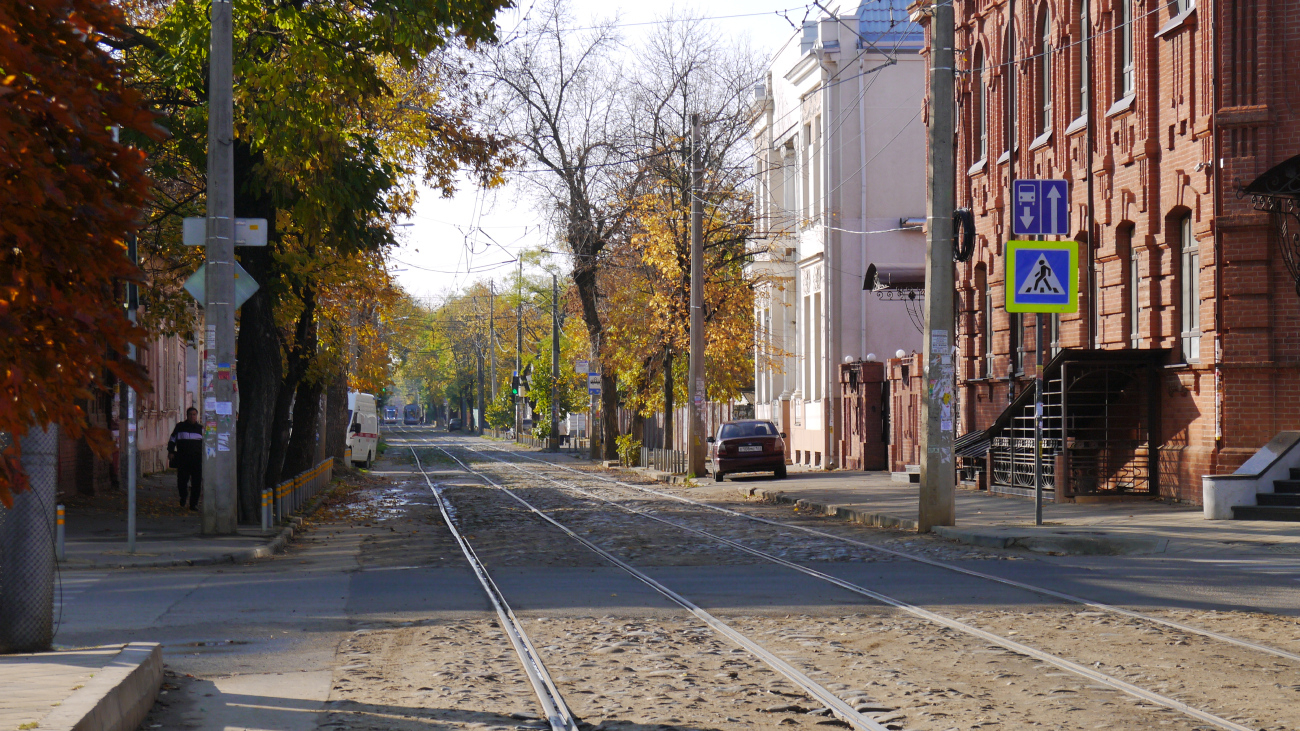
409, 446, 581, 731
464, 437, 1300, 665
444, 439, 1289, 731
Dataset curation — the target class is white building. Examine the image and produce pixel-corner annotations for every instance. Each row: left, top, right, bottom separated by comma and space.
750, 0, 926, 469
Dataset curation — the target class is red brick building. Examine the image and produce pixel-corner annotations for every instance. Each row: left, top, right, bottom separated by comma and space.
912, 0, 1300, 503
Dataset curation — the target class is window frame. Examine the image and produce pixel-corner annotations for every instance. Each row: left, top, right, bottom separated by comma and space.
1118, 0, 1134, 99
974, 46, 987, 162
1039, 4, 1053, 135
1127, 231, 1141, 348
1179, 214, 1201, 362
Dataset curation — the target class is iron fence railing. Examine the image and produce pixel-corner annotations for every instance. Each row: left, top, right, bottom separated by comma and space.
264, 458, 333, 530
640, 446, 687, 474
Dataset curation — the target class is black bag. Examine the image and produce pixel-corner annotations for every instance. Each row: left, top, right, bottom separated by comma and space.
168, 451, 177, 469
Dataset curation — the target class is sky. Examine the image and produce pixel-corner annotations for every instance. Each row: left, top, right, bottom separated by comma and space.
389, 0, 815, 300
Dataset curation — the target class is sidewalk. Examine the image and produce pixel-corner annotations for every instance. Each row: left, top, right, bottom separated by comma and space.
0, 643, 162, 731
58, 470, 301, 568
694, 469, 1300, 556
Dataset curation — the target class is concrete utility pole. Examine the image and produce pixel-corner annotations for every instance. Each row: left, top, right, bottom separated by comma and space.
687, 113, 708, 477
918, 0, 956, 532
125, 236, 138, 553
0, 425, 58, 652
203, 0, 237, 534
516, 258, 523, 442
489, 284, 496, 401
550, 274, 560, 451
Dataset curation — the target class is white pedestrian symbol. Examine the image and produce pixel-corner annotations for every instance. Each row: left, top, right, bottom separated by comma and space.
1018, 254, 1064, 295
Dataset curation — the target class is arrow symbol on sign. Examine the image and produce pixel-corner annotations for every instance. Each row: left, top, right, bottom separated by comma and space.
1021, 206, 1034, 231
1046, 185, 1061, 233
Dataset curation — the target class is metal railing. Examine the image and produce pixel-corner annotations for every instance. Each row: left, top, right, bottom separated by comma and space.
640, 447, 687, 474
264, 458, 333, 530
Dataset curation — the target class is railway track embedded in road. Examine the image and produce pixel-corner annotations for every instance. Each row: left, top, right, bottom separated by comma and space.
450, 442, 1275, 731
409, 447, 581, 731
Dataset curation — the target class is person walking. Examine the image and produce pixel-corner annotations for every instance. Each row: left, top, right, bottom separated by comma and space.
168, 407, 203, 509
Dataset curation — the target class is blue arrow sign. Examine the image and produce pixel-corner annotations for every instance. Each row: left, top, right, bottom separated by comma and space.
1012, 179, 1070, 236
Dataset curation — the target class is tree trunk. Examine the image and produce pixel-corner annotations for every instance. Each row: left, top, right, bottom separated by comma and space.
282, 378, 324, 479
662, 347, 673, 450
572, 262, 619, 460
323, 370, 349, 466
233, 143, 281, 524
264, 284, 317, 493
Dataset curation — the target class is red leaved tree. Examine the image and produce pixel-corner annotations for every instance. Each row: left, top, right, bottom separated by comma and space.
0, 0, 157, 507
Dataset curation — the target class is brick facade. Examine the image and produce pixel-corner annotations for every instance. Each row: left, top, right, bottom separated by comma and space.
915, 0, 1300, 502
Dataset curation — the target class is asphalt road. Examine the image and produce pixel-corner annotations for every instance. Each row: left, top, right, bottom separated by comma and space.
49, 427, 1300, 731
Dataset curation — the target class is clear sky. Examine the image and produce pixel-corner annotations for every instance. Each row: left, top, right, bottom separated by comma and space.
389, 1, 812, 299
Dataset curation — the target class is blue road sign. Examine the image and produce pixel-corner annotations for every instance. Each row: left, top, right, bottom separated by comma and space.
1013, 179, 1070, 236
1006, 240, 1078, 313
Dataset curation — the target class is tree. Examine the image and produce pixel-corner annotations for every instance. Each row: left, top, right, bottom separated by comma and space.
123, 0, 514, 519
0, 0, 159, 506
486, 0, 646, 459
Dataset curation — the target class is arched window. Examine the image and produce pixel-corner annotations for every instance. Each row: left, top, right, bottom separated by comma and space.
1039, 4, 1052, 134
1117, 0, 1134, 98
1179, 214, 1200, 361
976, 264, 991, 377
1005, 25, 1017, 154
974, 46, 987, 161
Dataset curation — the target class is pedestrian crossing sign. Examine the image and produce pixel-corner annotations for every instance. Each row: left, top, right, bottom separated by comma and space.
1006, 240, 1078, 313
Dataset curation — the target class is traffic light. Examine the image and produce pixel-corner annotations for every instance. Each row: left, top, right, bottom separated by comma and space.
511, 374, 520, 397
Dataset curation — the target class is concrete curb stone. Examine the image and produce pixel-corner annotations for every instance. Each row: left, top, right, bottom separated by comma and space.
37, 642, 163, 731
59, 485, 335, 570
739, 486, 1167, 555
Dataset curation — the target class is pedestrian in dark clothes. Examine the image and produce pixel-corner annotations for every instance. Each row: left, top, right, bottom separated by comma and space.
168, 407, 203, 509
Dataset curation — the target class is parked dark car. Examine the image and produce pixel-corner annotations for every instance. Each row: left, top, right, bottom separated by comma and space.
447, 417, 463, 432
708, 420, 787, 482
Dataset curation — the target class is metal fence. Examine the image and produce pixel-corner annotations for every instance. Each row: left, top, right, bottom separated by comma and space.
264, 458, 333, 530
640, 446, 687, 474
0, 425, 58, 653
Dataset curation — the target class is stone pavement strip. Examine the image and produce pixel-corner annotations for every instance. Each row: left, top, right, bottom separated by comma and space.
0, 643, 162, 731
714, 470, 1300, 556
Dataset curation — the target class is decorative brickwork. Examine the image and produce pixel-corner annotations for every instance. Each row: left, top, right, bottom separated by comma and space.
914, 0, 1300, 503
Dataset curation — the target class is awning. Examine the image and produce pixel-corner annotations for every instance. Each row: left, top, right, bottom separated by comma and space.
863, 263, 925, 292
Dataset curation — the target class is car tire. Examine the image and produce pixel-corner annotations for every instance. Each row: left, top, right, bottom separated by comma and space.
774, 465, 787, 479
714, 471, 725, 482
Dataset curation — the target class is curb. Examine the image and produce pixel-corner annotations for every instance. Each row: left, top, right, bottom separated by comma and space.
58, 487, 335, 570
739, 486, 1168, 555
931, 525, 1168, 555
38, 642, 163, 731
740, 486, 919, 532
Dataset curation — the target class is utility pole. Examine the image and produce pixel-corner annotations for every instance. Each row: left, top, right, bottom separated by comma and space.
550, 274, 560, 451
489, 283, 496, 401
203, 0, 237, 535
516, 258, 523, 442
687, 113, 707, 477
476, 344, 485, 435
125, 235, 138, 553
918, 0, 956, 532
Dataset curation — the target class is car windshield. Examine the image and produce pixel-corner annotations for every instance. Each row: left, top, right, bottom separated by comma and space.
718, 421, 778, 440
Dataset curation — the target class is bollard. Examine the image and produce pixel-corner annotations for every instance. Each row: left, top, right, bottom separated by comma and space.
261, 489, 269, 532
56, 504, 65, 561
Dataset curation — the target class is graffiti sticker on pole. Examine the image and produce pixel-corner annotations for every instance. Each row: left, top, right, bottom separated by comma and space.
1006, 240, 1078, 313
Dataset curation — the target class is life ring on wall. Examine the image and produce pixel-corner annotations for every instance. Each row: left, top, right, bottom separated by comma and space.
953, 208, 976, 263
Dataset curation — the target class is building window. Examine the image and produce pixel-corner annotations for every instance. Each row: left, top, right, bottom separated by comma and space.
1118, 0, 1134, 99
977, 265, 992, 377
974, 46, 987, 160
1050, 313, 1061, 355
812, 116, 822, 222
803, 123, 813, 223
1005, 26, 1017, 154
1039, 5, 1052, 134
1180, 215, 1201, 361
1010, 311, 1023, 375
1127, 232, 1141, 348
1077, 0, 1089, 118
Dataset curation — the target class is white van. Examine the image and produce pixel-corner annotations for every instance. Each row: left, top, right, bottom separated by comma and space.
346, 392, 379, 468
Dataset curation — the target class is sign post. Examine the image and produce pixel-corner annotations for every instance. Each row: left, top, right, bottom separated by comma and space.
1007, 235, 1078, 525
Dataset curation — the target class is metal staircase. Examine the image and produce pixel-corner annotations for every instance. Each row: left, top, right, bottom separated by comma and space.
963, 348, 1166, 501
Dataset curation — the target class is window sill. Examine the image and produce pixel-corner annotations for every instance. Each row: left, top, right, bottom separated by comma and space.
968, 158, 988, 176
1030, 129, 1053, 151
1106, 95, 1136, 118
997, 149, 1011, 164
1155, 5, 1196, 38
1065, 114, 1088, 136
